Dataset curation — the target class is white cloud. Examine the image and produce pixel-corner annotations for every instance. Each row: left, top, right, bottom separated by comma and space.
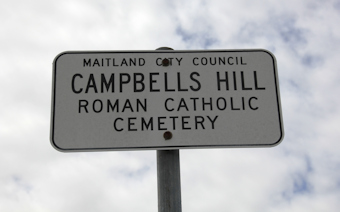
1, 0, 340, 211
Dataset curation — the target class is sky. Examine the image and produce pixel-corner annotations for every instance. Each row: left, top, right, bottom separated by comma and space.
1, 0, 340, 211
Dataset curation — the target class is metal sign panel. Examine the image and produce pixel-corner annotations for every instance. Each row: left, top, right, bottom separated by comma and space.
50, 49, 284, 151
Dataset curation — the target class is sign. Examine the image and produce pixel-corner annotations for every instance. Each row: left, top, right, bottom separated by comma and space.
50, 49, 284, 151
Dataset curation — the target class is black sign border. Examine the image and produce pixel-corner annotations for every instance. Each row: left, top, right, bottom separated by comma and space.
51, 49, 284, 152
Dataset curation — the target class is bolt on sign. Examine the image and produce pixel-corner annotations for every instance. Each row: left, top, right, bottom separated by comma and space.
50, 49, 284, 151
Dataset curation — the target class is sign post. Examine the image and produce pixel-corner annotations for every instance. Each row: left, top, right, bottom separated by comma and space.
156, 47, 182, 212
157, 149, 181, 212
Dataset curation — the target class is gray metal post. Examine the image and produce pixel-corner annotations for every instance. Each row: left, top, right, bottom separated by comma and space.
157, 150, 182, 212
156, 47, 182, 212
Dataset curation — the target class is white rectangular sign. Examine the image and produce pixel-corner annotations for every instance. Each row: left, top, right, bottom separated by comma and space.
50, 49, 284, 151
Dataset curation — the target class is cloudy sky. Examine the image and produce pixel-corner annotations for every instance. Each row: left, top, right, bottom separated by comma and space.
1, 0, 340, 211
